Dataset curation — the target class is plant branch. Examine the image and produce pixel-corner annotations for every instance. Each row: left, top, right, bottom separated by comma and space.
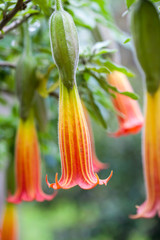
0, 62, 16, 68
0, 88, 59, 99
49, 92, 59, 99
0, 0, 31, 31
0, 13, 38, 39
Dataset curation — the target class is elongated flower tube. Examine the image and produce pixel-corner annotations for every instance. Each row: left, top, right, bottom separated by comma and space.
131, 87, 160, 218
1, 204, 18, 240
107, 71, 143, 137
8, 112, 56, 204
82, 104, 108, 172
46, 81, 113, 190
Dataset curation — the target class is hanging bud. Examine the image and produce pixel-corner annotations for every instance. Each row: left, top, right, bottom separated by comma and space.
49, 0, 79, 89
16, 54, 38, 120
131, 0, 160, 94
16, 23, 38, 120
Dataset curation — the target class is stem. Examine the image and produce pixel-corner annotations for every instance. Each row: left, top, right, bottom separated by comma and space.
56, 0, 63, 11
0, 0, 31, 31
23, 21, 31, 56
0, 12, 38, 39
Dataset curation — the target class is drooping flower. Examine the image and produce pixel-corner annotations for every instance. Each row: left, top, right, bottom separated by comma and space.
131, 88, 160, 218
8, 112, 56, 204
107, 71, 143, 137
46, 81, 113, 190
1, 203, 18, 240
82, 104, 108, 172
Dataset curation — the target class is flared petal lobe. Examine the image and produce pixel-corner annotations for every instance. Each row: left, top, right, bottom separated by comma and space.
131, 88, 160, 218
107, 71, 143, 137
8, 114, 56, 204
46, 82, 112, 190
1, 204, 18, 240
82, 104, 108, 172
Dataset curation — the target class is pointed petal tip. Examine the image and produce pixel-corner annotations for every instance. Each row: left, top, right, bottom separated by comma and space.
98, 170, 113, 186
46, 174, 51, 188
107, 170, 113, 183
46, 173, 62, 190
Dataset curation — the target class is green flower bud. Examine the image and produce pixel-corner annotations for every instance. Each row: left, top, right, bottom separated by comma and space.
49, 0, 79, 89
16, 23, 38, 120
131, 0, 160, 94
16, 53, 38, 120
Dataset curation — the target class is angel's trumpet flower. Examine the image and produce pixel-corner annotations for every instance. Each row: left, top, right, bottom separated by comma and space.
107, 71, 143, 137
131, 88, 160, 218
8, 113, 56, 204
46, 81, 112, 190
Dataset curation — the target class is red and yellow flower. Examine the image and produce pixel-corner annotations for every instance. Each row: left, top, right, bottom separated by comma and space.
1, 203, 18, 240
46, 81, 112, 190
107, 71, 143, 137
131, 87, 160, 218
8, 112, 56, 204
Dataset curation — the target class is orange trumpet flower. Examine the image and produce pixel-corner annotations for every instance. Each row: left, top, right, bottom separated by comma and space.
1, 204, 18, 240
107, 71, 143, 137
46, 81, 113, 190
131, 88, 160, 218
8, 112, 56, 204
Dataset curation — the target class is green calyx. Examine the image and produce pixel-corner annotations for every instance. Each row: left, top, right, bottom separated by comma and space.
16, 54, 38, 120
49, 0, 79, 89
131, 0, 160, 94
16, 24, 38, 120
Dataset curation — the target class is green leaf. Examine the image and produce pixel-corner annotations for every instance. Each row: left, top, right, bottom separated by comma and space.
107, 85, 139, 100
33, 0, 52, 15
103, 60, 134, 77
68, 6, 96, 29
93, 89, 114, 112
121, 91, 138, 100
126, 0, 136, 8
20, 9, 40, 16
81, 79, 107, 129
123, 38, 131, 44
94, 48, 116, 56
92, 41, 110, 52
86, 65, 110, 74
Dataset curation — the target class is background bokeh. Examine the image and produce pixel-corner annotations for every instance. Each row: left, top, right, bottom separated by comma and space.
0, 0, 160, 239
